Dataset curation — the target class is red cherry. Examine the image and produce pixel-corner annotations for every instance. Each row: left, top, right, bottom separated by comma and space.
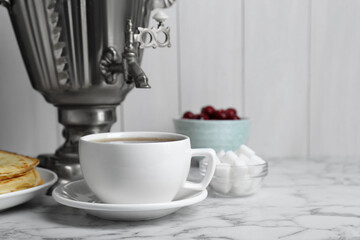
225, 108, 237, 119
201, 105, 216, 117
235, 116, 241, 120
183, 111, 195, 119
196, 113, 210, 120
214, 110, 227, 120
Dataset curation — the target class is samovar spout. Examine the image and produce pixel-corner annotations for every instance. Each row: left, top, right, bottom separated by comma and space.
103, 18, 151, 89
127, 60, 151, 89
123, 18, 150, 89
106, 56, 151, 89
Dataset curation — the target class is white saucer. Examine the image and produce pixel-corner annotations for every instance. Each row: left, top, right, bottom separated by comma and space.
52, 180, 208, 221
0, 167, 58, 211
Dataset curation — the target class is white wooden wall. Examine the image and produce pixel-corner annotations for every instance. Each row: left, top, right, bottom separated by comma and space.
1, 0, 359, 159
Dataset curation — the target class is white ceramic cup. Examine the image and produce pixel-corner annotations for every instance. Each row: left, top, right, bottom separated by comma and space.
79, 132, 217, 204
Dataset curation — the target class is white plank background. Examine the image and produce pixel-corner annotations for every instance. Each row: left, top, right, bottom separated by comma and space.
0, 0, 359, 158
310, 0, 360, 157
244, 0, 309, 157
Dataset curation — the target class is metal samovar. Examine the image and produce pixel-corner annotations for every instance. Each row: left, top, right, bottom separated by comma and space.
0, 0, 175, 188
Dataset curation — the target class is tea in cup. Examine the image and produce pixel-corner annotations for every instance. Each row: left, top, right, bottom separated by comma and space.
79, 132, 217, 204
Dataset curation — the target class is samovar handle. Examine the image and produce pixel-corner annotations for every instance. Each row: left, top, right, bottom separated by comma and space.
135, 11, 171, 49
0, 0, 11, 9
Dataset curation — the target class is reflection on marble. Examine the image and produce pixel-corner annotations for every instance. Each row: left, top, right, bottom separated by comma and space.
0, 157, 359, 240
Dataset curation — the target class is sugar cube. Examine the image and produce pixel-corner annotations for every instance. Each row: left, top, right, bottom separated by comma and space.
214, 163, 231, 178
216, 150, 226, 159
210, 178, 232, 194
232, 158, 248, 180
237, 145, 256, 159
221, 151, 239, 165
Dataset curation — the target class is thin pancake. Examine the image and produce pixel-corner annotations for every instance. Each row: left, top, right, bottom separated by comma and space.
0, 150, 39, 180
0, 169, 43, 194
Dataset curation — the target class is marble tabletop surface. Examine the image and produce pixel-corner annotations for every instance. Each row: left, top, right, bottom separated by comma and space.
0, 157, 359, 240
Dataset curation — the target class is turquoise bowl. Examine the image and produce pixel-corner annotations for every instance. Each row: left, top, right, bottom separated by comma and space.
173, 118, 250, 152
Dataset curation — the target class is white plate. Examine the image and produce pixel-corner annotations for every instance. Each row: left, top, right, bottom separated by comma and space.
52, 180, 208, 221
0, 167, 58, 211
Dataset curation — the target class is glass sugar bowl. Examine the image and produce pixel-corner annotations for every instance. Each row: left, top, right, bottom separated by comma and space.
200, 158, 268, 197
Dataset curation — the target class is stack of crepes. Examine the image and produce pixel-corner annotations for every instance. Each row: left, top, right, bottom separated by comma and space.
0, 150, 44, 194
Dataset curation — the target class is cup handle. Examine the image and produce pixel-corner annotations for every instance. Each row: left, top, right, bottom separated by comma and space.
183, 148, 217, 191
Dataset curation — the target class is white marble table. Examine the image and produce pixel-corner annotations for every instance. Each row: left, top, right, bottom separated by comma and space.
1, 157, 359, 240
